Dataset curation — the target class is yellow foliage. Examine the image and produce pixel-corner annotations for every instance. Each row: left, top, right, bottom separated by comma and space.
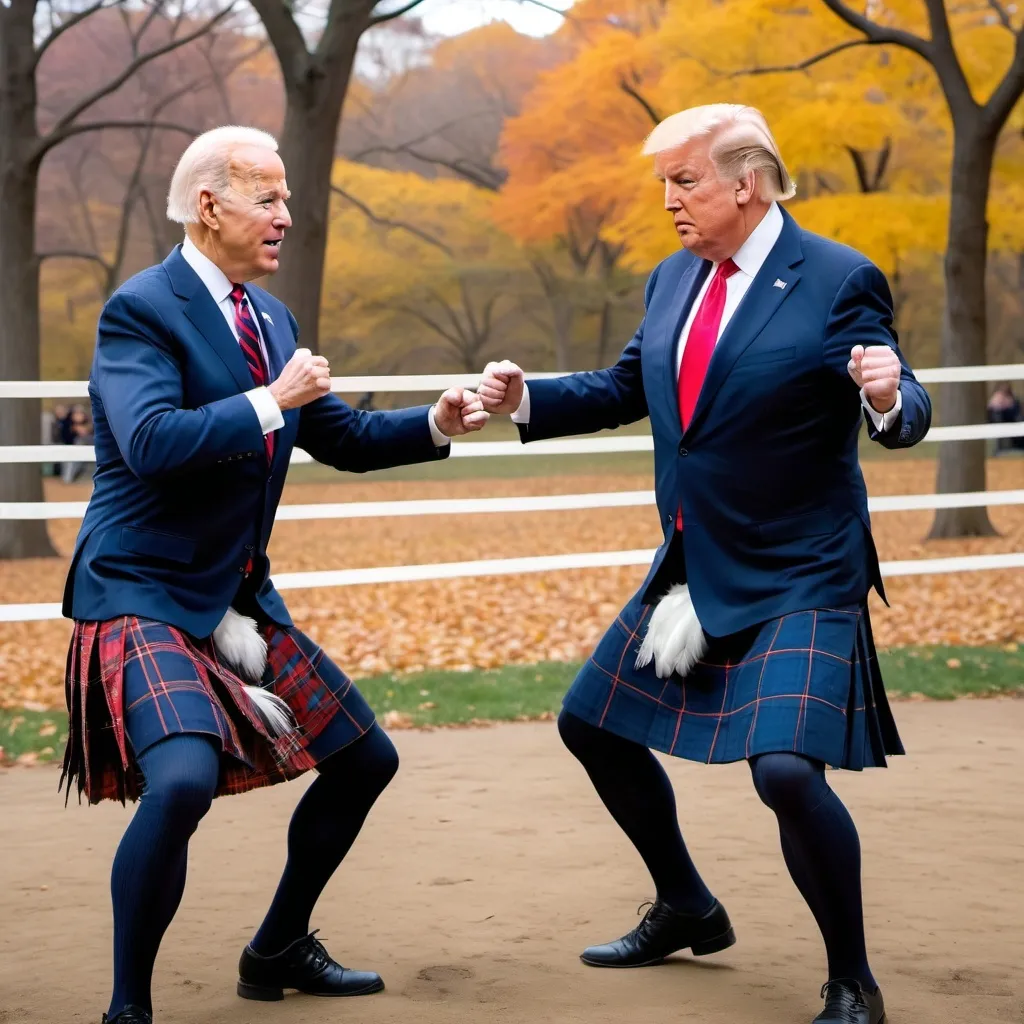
500, 0, 1024, 275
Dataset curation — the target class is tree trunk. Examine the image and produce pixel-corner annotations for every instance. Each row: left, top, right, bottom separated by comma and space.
927, 129, 998, 539
0, 7, 57, 558
265, 37, 361, 352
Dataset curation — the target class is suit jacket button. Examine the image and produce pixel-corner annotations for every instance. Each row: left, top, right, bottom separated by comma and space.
238, 566, 246, 573
678, 444, 688, 456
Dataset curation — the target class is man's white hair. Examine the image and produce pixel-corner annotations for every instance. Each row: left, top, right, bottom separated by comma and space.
642, 104, 796, 202
166, 125, 279, 225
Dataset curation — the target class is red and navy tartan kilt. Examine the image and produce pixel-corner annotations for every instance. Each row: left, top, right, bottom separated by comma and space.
561, 590, 904, 770
60, 616, 377, 805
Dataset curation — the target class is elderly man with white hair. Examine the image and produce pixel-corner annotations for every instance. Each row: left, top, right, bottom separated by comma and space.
478, 104, 930, 1024
58, 125, 488, 1024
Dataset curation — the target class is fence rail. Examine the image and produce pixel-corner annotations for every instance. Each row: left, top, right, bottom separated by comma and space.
1, 365, 1021, 626
1, 362, 1023, 399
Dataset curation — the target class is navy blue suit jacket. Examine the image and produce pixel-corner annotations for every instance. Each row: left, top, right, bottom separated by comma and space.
519, 209, 931, 638
63, 246, 448, 635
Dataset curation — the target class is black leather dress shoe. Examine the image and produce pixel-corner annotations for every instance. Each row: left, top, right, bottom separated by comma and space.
101, 1007, 152, 1024
580, 898, 736, 967
813, 980, 886, 1024
237, 930, 384, 1000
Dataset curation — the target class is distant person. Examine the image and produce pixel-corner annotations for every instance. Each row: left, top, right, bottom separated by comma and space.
479, 103, 931, 1024
58, 125, 489, 1024
987, 383, 1023, 453
61, 406, 95, 483
357, 391, 375, 411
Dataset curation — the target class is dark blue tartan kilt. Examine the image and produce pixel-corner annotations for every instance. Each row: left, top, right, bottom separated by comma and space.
561, 587, 904, 771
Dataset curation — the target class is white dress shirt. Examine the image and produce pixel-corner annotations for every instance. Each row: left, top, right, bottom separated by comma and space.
180, 238, 451, 446
512, 202, 901, 430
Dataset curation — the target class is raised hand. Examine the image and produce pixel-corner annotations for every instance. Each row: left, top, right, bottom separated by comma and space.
268, 348, 332, 411
477, 359, 525, 415
848, 344, 900, 414
432, 387, 489, 437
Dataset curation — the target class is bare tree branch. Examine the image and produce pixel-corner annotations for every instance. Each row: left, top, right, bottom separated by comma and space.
330, 183, 453, 255
37, 249, 110, 267
33, 0, 112, 69
987, 0, 1016, 33
247, 0, 308, 66
731, 38, 870, 76
37, 2, 235, 159
818, 0, 932, 60
42, 119, 198, 152
618, 78, 661, 125
983, 32, 1024, 129
369, 0, 428, 27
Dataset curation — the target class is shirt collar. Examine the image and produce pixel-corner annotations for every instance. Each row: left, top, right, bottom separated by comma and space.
728, 201, 784, 279
180, 236, 234, 305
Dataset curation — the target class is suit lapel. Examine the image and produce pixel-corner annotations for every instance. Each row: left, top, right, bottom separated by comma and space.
684, 212, 804, 437
164, 246, 253, 394
661, 256, 712, 427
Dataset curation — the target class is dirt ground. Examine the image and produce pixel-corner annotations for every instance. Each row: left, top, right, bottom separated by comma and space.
1, 701, 1022, 1024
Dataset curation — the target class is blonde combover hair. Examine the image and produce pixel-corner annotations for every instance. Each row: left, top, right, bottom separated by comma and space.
166, 125, 279, 224
642, 104, 796, 202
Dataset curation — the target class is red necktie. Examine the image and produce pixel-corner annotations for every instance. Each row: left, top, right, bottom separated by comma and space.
230, 284, 275, 466
675, 258, 739, 530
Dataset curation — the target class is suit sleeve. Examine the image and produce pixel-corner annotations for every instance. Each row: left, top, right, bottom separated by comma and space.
95, 289, 266, 482
823, 262, 932, 449
288, 307, 449, 472
516, 264, 661, 443
296, 396, 449, 472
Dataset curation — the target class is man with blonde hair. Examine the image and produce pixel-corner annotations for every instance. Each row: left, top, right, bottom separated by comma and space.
479, 103, 930, 1024
60, 125, 489, 1024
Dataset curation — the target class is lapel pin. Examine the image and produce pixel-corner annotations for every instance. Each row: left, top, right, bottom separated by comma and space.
261, 311, 274, 326
773, 279, 787, 290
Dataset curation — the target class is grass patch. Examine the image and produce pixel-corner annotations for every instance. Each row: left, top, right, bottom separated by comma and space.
2, 645, 1020, 765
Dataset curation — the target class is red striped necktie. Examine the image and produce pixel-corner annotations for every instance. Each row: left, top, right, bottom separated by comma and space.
675, 258, 739, 531
230, 284, 275, 465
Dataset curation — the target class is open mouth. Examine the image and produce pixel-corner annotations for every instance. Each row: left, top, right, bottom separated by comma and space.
263, 239, 282, 251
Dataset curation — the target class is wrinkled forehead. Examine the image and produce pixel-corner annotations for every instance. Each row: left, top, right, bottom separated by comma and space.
227, 145, 289, 196
652, 134, 717, 181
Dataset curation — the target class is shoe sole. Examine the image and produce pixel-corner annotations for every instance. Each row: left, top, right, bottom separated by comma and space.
237, 978, 385, 1000
579, 925, 737, 968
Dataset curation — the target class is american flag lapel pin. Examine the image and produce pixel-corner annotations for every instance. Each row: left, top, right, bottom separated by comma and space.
262, 311, 274, 326
773, 279, 787, 289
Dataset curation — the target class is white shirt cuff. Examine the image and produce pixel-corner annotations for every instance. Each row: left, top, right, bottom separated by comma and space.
246, 387, 284, 435
428, 405, 451, 447
861, 387, 902, 432
510, 384, 531, 424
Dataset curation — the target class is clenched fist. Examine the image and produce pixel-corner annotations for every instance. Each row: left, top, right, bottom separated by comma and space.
268, 348, 332, 411
432, 387, 489, 437
477, 359, 525, 415
848, 344, 900, 414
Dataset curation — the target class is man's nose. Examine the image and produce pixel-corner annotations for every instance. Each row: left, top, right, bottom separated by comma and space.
664, 181, 682, 210
275, 203, 292, 229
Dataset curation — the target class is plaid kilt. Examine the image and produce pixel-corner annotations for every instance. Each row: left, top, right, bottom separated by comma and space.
60, 616, 377, 805
562, 589, 904, 771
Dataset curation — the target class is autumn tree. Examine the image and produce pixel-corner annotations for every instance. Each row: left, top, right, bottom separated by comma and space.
798, 0, 1024, 537
0, 0, 239, 559
245, 0, 450, 356
319, 159, 538, 374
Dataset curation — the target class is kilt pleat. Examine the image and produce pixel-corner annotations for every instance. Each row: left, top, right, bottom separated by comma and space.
60, 615, 377, 805
561, 591, 904, 771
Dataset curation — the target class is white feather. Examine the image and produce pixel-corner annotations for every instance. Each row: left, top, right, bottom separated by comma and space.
213, 607, 268, 681
243, 684, 296, 738
635, 584, 708, 680
212, 608, 295, 737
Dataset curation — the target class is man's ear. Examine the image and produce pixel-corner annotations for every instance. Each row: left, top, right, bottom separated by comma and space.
198, 189, 220, 231
735, 170, 757, 207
